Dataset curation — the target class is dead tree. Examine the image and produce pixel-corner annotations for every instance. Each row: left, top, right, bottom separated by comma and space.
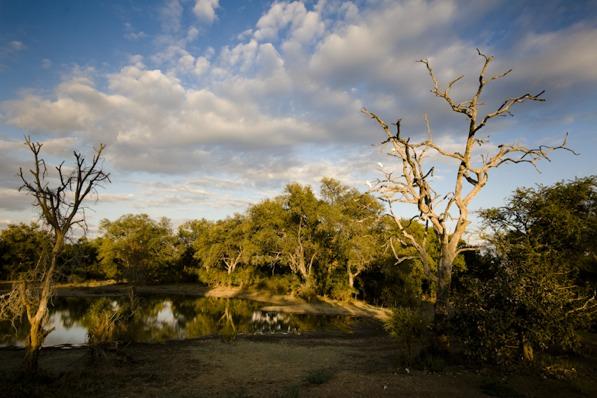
0, 137, 109, 373
363, 50, 573, 350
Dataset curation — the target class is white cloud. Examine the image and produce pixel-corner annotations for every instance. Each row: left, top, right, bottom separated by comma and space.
193, 0, 220, 23
161, 0, 183, 33
41, 58, 52, 69
2, 0, 596, 225
0, 187, 30, 211
124, 22, 147, 41
193, 56, 210, 76
514, 24, 597, 85
9, 41, 25, 51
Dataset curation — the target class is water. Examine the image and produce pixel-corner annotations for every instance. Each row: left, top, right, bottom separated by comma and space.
0, 295, 358, 347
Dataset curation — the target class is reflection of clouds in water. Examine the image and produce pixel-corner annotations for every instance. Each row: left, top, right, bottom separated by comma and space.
251, 311, 295, 334
0, 297, 356, 347
156, 300, 175, 324
43, 311, 87, 347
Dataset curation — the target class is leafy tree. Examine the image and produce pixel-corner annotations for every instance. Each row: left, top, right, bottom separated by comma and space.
480, 176, 597, 287
0, 223, 51, 280
279, 183, 326, 290
247, 197, 288, 275
193, 215, 254, 285
176, 219, 210, 278
98, 214, 179, 283
58, 237, 102, 282
320, 178, 384, 298
453, 177, 596, 363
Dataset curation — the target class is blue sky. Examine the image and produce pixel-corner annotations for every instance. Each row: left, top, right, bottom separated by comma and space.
1, 0, 596, 237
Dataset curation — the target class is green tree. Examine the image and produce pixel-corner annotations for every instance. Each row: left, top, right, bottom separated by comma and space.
0, 223, 50, 280
193, 215, 254, 286
279, 183, 326, 289
58, 237, 102, 282
320, 178, 384, 298
98, 214, 179, 283
247, 198, 287, 275
453, 177, 596, 363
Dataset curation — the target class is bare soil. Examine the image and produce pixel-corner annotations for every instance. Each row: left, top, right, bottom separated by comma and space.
1, 284, 595, 397
2, 331, 596, 398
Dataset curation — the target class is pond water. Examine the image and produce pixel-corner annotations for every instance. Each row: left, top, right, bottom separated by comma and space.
0, 295, 360, 348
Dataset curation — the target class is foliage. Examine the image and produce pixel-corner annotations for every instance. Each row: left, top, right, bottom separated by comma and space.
193, 214, 253, 282
176, 219, 210, 276
304, 368, 334, 385
58, 238, 102, 282
0, 223, 51, 280
480, 176, 597, 287
1, 177, 436, 309
385, 307, 431, 363
98, 214, 180, 284
453, 177, 596, 364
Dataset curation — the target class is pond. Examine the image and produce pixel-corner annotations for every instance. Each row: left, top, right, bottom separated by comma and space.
0, 294, 363, 348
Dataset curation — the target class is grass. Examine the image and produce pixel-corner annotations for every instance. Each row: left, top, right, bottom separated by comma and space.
479, 380, 525, 398
278, 384, 300, 398
304, 368, 334, 385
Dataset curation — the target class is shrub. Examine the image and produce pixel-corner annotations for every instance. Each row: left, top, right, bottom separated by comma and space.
385, 307, 431, 364
452, 254, 592, 365
255, 274, 300, 295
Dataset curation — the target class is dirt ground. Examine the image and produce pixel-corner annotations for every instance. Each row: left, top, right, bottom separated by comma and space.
1, 330, 596, 398
1, 284, 595, 397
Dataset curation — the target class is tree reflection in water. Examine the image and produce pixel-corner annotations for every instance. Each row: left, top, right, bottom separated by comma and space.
0, 294, 356, 347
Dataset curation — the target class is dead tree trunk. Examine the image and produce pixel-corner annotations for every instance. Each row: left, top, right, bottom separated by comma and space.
8, 137, 110, 373
364, 50, 573, 352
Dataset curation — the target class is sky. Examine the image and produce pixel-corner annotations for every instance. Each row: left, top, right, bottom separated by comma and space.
0, 0, 596, 237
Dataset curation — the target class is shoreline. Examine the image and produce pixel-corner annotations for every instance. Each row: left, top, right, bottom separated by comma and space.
52, 282, 393, 321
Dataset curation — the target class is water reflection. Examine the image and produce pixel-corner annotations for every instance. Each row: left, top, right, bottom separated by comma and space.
0, 295, 357, 347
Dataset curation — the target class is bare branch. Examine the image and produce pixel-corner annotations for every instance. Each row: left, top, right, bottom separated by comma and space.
365, 50, 575, 331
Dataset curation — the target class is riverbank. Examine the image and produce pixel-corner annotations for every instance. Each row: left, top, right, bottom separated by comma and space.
52, 283, 393, 321
1, 332, 595, 398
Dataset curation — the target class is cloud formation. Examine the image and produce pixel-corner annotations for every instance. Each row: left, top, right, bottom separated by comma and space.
1, 0, 596, 228
193, 0, 220, 23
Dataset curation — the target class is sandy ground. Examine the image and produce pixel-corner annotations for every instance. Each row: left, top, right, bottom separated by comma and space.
1, 330, 596, 398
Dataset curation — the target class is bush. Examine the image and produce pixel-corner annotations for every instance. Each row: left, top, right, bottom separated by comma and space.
385, 307, 431, 364
255, 274, 300, 295
194, 267, 259, 287
452, 254, 592, 365
452, 178, 596, 365
295, 284, 318, 302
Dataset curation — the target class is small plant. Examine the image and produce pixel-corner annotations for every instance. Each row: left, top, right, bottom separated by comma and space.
479, 379, 524, 398
279, 384, 300, 398
304, 368, 334, 385
295, 285, 318, 302
385, 307, 431, 364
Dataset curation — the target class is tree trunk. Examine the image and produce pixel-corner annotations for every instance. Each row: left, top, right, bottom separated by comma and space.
21, 236, 62, 374
521, 337, 534, 362
24, 317, 43, 373
433, 246, 454, 353
348, 269, 354, 289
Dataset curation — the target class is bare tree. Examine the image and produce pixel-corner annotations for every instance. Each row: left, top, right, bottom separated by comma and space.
363, 50, 573, 350
0, 137, 109, 372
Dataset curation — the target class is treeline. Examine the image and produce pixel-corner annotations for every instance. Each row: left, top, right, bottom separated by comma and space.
0, 178, 434, 306
1, 176, 596, 363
